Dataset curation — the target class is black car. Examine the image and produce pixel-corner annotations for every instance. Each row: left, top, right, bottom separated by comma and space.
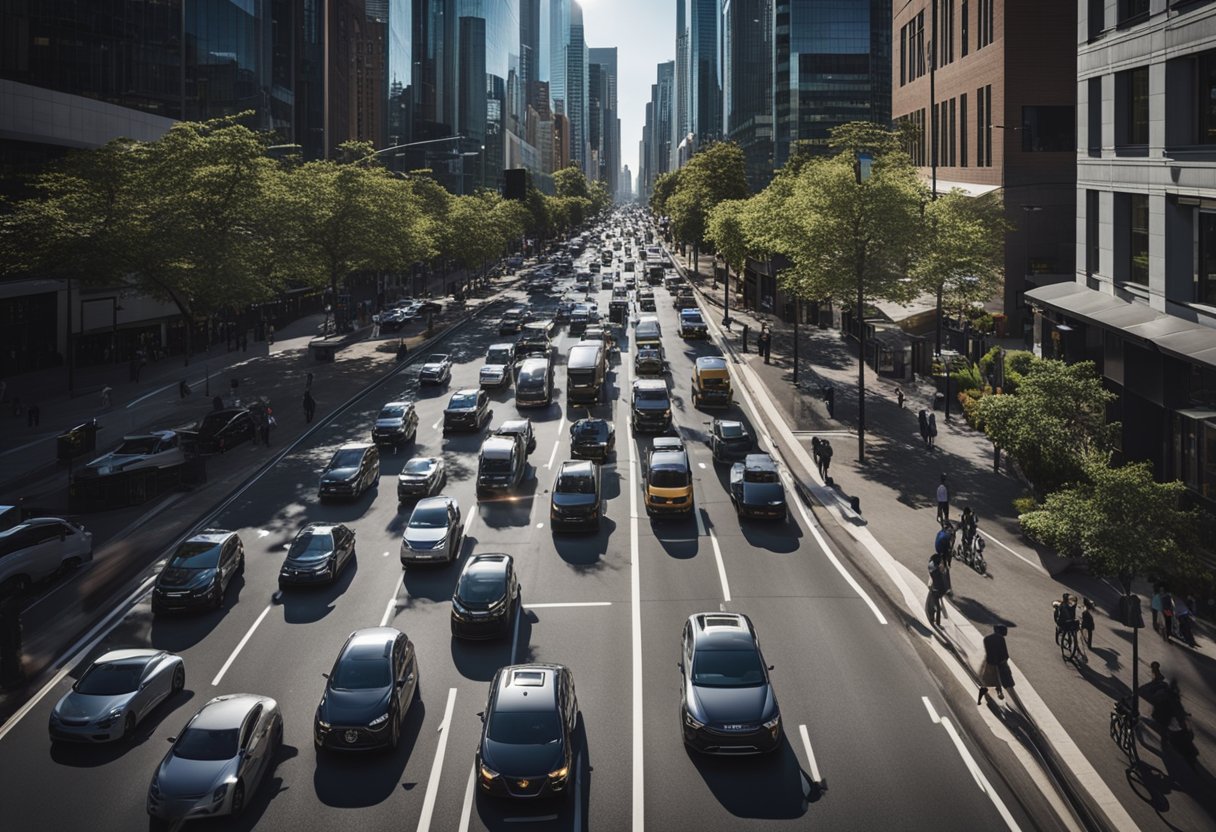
279, 523, 356, 587
451, 553, 520, 639
476, 664, 579, 800
314, 627, 419, 752
569, 418, 615, 461
515, 358, 554, 408
631, 380, 672, 433
193, 408, 255, 454
729, 454, 787, 521
397, 456, 446, 501
318, 443, 380, 501
151, 530, 245, 614
371, 401, 419, 449
495, 419, 537, 454
710, 419, 752, 463
444, 388, 491, 433
550, 460, 602, 532
476, 435, 528, 497
680, 612, 781, 754
634, 347, 664, 377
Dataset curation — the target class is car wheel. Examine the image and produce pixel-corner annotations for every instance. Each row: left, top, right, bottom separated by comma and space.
236, 555, 245, 577
171, 665, 185, 694
230, 781, 246, 817
389, 712, 401, 750
212, 586, 224, 610
123, 712, 137, 739
60, 557, 83, 575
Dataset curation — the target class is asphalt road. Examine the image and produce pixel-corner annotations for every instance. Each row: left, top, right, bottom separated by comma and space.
0, 244, 1037, 832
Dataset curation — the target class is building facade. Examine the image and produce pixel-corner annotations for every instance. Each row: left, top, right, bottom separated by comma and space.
566, 0, 588, 174
1026, 0, 1216, 504
687, 0, 721, 151
673, 0, 690, 170
588, 46, 620, 197
723, 0, 773, 190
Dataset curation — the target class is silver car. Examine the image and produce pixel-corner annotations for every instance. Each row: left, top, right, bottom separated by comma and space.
49, 649, 184, 743
400, 496, 462, 566
147, 694, 282, 824
0, 517, 94, 596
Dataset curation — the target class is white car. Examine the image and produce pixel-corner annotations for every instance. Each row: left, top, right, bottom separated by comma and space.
419, 354, 453, 385
0, 517, 94, 595
79, 430, 185, 478
50, 649, 185, 743
480, 343, 517, 389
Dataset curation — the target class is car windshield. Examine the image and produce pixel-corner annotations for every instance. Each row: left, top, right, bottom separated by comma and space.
682, 313, 704, 323
288, 532, 334, 562
403, 459, 434, 475
557, 474, 595, 494
650, 468, 689, 488
486, 710, 562, 745
635, 389, 668, 402
457, 570, 506, 603
449, 394, 477, 409
745, 469, 779, 483
409, 506, 449, 528
74, 661, 144, 695
167, 541, 221, 569
487, 348, 512, 365
200, 412, 238, 432
113, 437, 163, 454
426, 355, 448, 364
378, 407, 406, 420
174, 727, 239, 761
719, 424, 745, 439
331, 647, 391, 690
692, 648, 766, 687
480, 457, 512, 473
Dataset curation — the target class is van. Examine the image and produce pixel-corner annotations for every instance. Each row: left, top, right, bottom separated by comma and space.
566, 343, 606, 404
477, 435, 527, 497
515, 357, 554, 407
692, 356, 733, 408
635, 316, 662, 351
0, 518, 94, 596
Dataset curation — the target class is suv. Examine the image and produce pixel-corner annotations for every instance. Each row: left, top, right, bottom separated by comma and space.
678, 308, 708, 339
477, 435, 528, 497
314, 627, 418, 751
631, 379, 672, 433
515, 357, 554, 407
692, 356, 732, 408
729, 454, 788, 521
319, 443, 380, 500
480, 343, 517, 389
151, 530, 244, 613
644, 441, 693, 518
451, 553, 520, 639
371, 401, 419, 449
569, 417, 615, 461
710, 419, 752, 462
494, 419, 536, 454
498, 308, 526, 335
0, 518, 94, 597
550, 460, 602, 532
444, 389, 491, 433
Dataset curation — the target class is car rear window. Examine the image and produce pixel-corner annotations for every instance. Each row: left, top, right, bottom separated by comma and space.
486, 348, 513, 365
635, 388, 668, 402
650, 468, 689, 488
719, 424, 744, 439
449, 393, 477, 408
480, 457, 512, 474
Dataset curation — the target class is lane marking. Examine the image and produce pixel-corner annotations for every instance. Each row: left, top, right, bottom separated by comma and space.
798, 723, 823, 784
256, 529, 271, 538
415, 687, 459, 832
382, 550, 390, 557
211, 603, 273, 686
979, 530, 1050, 577
457, 765, 476, 832
625, 353, 644, 832
526, 601, 613, 609
431, 418, 443, 431
698, 462, 706, 469
925, 700, 1023, 831
706, 525, 732, 603
463, 508, 477, 537
544, 415, 567, 469
922, 695, 941, 724
941, 716, 987, 791
380, 589, 400, 627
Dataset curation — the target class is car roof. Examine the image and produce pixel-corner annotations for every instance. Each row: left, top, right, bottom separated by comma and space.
481, 436, 518, 457
689, 612, 757, 649
696, 356, 727, 370
518, 357, 550, 371
414, 496, 453, 512
300, 523, 338, 535
744, 453, 778, 471
337, 442, 373, 452
95, 648, 162, 665
468, 552, 512, 571
345, 627, 402, 654
488, 342, 515, 351
186, 528, 235, 545
191, 694, 265, 730
450, 388, 480, 398
497, 419, 530, 432
0, 516, 71, 536
652, 437, 684, 452
559, 459, 595, 477
633, 379, 667, 392
493, 664, 565, 712
649, 450, 688, 470
380, 401, 411, 410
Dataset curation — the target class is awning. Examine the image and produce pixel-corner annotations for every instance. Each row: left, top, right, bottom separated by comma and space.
1026, 283, 1216, 368
926, 177, 1003, 198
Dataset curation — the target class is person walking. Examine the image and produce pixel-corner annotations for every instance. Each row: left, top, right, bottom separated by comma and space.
927, 553, 952, 628
1161, 589, 1176, 642
100, 386, 113, 410
895, 386, 905, 409
179, 379, 191, 399
1080, 598, 1096, 650
918, 409, 929, 447
258, 409, 272, 447
935, 474, 950, 524
303, 390, 316, 424
978, 624, 1012, 703
927, 412, 939, 450
759, 327, 772, 364
1151, 585, 1163, 632
811, 437, 823, 474
819, 440, 833, 480
268, 323, 276, 345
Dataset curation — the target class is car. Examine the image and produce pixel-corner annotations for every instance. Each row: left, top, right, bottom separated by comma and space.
692, 356, 733, 408
680, 612, 781, 754
569, 417, 615, 461
729, 454, 788, 521
634, 346, 664, 377
451, 553, 520, 639
0, 517, 93, 597
664, 274, 683, 290
515, 357, 554, 407
192, 407, 256, 454
371, 401, 419, 449
400, 496, 463, 565
151, 530, 244, 614
644, 443, 693, 518
444, 388, 491, 433
710, 419, 753, 462
675, 289, 697, 310
78, 430, 186, 479
624, 275, 636, 289
499, 307, 527, 335
588, 260, 601, 273
318, 442, 380, 500
279, 523, 356, 587
50, 649, 185, 743
517, 321, 555, 357
419, 354, 453, 385
148, 694, 283, 822
480, 343, 518, 389
397, 456, 446, 501
679, 308, 708, 339
475, 664, 579, 800
550, 460, 602, 532
631, 379, 672, 433
476, 435, 528, 497
601, 275, 614, 289
495, 418, 537, 454
555, 300, 574, 323
313, 628, 418, 752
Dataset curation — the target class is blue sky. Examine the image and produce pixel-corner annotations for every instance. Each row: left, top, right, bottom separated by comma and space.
582, 0, 674, 192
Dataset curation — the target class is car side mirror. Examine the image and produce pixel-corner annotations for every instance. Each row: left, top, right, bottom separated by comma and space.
321, 672, 329, 679
476, 711, 485, 721
167, 736, 176, 743
767, 664, 775, 671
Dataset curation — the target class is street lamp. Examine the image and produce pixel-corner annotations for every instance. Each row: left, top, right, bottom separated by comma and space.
353, 135, 465, 166
854, 151, 873, 463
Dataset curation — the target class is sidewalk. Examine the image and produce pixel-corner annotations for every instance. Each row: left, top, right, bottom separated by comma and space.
673, 247, 1216, 831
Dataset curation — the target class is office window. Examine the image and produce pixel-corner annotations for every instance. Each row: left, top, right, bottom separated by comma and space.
1088, 77, 1102, 154
1119, 0, 1150, 26
1088, 0, 1105, 40
978, 0, 994, 49
1129, 193, 1149, 285
1198, 51, 1216, 143
900, 26, 907, 86
1086, 191, 1100, 275
976, 87, 985, 166
960, 93, 968, 166
940, 1, 955, 67
949, 98, 957, 166
1021, 106, 1075, 151
915, 12, 926, 80
961, 0, 969, 57
985, 85, 993, 166
1124, 66, 1150, 146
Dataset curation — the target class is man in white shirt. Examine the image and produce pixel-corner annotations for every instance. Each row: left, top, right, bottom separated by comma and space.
936, 474, 949, 524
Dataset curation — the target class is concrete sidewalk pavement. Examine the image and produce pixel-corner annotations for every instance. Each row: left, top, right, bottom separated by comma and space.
671, 246, 1216, 832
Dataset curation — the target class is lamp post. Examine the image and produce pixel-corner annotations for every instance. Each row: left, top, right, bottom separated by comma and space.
854, 151, 873, 462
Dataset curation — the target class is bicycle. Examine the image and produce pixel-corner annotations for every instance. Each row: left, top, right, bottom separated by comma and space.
954, 531, 988, 575
1057, 619, 1080, 662
1109, 696, 1139, 766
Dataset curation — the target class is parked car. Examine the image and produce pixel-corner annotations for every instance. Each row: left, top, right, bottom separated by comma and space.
151, 529, 244, 614
443, 389, 491, 433
729, 454, 788, 521
397, 456, 446, 501
710, 419, 752, 462
419, 354, 453, 385
147, 694, 283, 822
0, 517, 93, 597
569, 418, 615, 461
192, 408, 256, 454
279, 523, 356, 587
78, 431, 186, 479
50, 649, 184, 743
550, 460, 602, 532
400, 496, 463, 565
313, 628, 418, 752
494, 419, 537, 454
371, 402, 419, 449
318, 443, 380, 501
451, 553, 520, 639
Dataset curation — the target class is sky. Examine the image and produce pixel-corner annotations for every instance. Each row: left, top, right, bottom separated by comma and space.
581, 0, 674, 195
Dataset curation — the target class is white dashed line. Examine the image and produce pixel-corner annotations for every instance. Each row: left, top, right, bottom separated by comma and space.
379, 590, 399, 627
527, 601, 613, 608
457, 765, 476, 832
415, 688, 459, 832
798, 723, 823, 784
706, 525, 732, 603
544, 415, 567, 469
211, 604, 272, 686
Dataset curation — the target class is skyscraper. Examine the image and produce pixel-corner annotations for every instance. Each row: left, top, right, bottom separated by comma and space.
673, 0, 690, 170
548, 0, 571, 115
589, 47, 620, 196
687, 0, 721, 149
723, 0, 773, 189
566, 0, 588, 173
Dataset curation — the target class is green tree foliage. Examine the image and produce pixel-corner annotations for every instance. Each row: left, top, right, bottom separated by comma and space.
662, 142, 749, 260
649, 170, 680, 217
553, 166, 610, 217
913, 190, 1009, 327
706, 199, 756, 284
978, 359, 1117, 494
1020, 459, 1205, 585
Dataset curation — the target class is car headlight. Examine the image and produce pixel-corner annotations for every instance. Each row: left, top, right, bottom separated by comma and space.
479, 764, 500, 781
368, 713, 390, 728
212, 783, 229, 803
149, 776, 160, 798
97, 707, 125, 728
487, 596, 507, 612
663, 409, 672, 417
548, 765, 569, 781
683, 710, 705, 730
316, 718, 331, 730
763, 714, 781, 730
430, 536, 448, 550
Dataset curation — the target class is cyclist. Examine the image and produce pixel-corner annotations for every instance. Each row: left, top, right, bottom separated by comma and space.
1053, 592, 1079, 645
959, 506, 978, 560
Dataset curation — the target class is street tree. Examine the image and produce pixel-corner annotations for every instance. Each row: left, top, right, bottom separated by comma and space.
649, 169, 681, 217
663, 142, 749, 265
706, 198, 758, 309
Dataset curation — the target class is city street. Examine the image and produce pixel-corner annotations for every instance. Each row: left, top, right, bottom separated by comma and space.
0, 250, 1043, 831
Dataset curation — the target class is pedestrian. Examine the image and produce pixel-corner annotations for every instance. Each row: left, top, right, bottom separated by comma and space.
212, 394, 224, 412
811, 437, 823, 473
820, 439, 833, 481
935, 474, 950, 524
1161, 589, 1176, 642
179, 379, 190, 399
978, 624, 1012, 703
1151, 585, 1163, 632
762, 328, 772, 363
306, 371, 314, 391
1175, 596, 1196, 647
1084, 598, 1104, 651
927, 411, 939, 450
926, 553, 952, 628
258, 412, 271, 447
26, 404, 40, 428
918, 409, 929, 446
99, 387, 112, 410
303, 390, 316, 424
935, 520, 956, 568
895, 386, 905, 409
268, 323, 275, 345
